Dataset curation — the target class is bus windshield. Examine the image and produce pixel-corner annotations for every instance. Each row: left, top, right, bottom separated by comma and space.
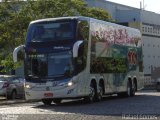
26, 51, 74, 79
27, 21, 75, 42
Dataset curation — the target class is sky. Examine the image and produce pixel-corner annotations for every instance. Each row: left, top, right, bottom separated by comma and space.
107, 0, 160, 14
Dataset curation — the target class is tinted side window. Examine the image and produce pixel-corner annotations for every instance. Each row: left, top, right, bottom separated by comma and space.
75, 20, 89, 73
77, 20, 89, 41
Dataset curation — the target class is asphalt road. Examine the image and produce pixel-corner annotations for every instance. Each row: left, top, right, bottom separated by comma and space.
0, 90, 159, 120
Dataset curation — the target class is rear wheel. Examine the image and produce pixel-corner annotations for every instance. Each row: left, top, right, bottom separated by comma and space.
131, 81, 136, 96
118, 81, 132, 97
42, 99, 52, 105
96, 83, 103, 101
84, 82, 96, 103
126, 80, 132, 97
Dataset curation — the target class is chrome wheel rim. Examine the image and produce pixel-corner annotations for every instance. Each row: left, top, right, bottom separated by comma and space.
97, 86, 103, 100
89, 85, 95, 101
127, 83, 131, 96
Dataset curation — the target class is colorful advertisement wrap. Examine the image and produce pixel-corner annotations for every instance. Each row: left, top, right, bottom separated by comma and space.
90, 21, 142, 74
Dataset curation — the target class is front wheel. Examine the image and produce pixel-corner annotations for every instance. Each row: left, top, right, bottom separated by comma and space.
42, 99, 52, 105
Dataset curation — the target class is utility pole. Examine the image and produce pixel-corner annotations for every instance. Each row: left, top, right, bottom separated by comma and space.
142, 0, 147, 10
140, 0, 145, 10
143, 0, 145, 10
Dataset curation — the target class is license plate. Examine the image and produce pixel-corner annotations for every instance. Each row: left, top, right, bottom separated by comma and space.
44, 93, 53, 97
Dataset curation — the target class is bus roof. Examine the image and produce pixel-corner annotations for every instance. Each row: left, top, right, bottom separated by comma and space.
30, 16, 89, 24
30, 16, 140, 34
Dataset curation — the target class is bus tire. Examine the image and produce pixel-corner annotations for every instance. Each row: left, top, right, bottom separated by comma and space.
42, 99, 52, 105
118, 80, 132, 97
131, 81, 136, 96
53, 99, 62, 105
84, 82, 96, 103
125, 80, 132, 97
96, 82, 103, 101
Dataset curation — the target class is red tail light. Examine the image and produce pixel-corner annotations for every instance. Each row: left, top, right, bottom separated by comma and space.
2, 82, 9, 88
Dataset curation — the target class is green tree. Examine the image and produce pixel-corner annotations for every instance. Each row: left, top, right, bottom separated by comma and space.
0, 1, 27, 73
0, 0, 112, 73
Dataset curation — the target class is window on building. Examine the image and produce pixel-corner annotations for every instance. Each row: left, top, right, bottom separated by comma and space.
155, 29, 158, 34
145, 27, 147, 32
154, 29, 156, 34
150, 28, 152, 33
142, 27, 145, 32
148, 27, 150, 32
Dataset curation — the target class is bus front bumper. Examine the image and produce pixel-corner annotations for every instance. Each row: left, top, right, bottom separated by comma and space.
25, 84, 79, 100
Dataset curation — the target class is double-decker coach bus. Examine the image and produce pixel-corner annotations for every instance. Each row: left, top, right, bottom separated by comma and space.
13, 16, 144, 105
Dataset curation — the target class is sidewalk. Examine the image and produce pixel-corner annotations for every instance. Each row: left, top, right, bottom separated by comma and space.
0, 97, 40, 105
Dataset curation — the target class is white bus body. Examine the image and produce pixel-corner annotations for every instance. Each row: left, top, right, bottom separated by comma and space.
13, 16, 144, 104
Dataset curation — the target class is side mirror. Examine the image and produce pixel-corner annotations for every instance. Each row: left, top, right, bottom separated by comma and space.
73, 40, 83, 58
13, 45, 25, 62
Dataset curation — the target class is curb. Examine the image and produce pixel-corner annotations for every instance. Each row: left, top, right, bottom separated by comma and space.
0, 99, 40, 105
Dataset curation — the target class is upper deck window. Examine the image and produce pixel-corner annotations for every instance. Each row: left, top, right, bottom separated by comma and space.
26, 21, 75, 42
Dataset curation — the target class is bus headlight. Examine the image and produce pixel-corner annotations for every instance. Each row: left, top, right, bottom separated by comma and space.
68, 81, 73, 87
